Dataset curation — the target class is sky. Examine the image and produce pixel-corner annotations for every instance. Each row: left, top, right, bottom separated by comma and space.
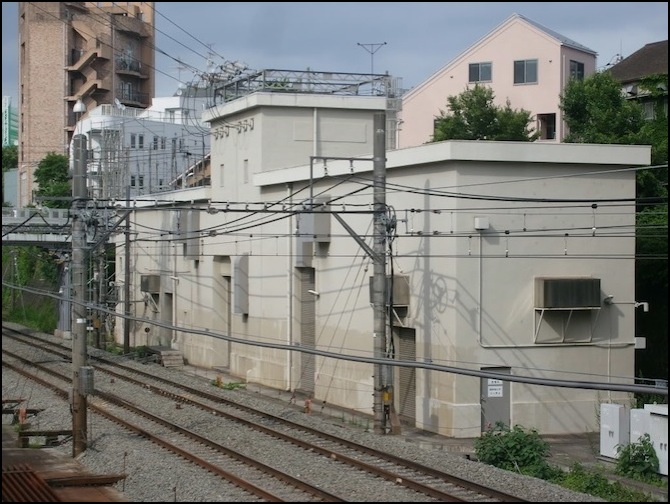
2, 2, 668, 105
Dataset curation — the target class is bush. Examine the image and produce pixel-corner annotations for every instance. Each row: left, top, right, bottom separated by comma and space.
474, 422, 661, 501
473, 422, 559, 479
616, 433, 661, 484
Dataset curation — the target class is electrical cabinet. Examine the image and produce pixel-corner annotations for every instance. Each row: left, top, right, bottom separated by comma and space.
600, 403, 629, 459
645, 404, 668, 476
630, 408, 649, 444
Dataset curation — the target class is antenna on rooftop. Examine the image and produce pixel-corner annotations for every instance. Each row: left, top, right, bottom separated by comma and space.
357, 42, 387, 94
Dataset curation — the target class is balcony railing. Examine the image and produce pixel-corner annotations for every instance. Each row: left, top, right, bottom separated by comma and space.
117, 58, 143, 73
116, 88, 149, 105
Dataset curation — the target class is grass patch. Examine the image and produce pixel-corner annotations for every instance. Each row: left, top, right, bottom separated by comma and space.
211, 377, 246, 390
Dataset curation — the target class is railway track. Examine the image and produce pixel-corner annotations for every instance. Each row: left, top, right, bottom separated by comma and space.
3, 325, 527, 502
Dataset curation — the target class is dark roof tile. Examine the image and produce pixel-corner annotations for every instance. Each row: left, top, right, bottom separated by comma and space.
608, 40, 668, 84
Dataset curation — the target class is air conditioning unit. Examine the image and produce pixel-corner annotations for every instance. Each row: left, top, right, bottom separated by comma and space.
369, 274, 410, 307
535, 277, 600, 309
140, 274, 160, 294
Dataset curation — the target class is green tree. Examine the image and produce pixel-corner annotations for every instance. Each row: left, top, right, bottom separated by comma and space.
637, 74, 669, 168
432, 84, 539, 142
560, 71, 646, 144
2, 145, 19, 206
560, 71, 668, 381
34, 152, 70, 209
2, 145, 18, 171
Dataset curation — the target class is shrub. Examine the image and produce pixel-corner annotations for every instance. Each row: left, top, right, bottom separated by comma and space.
473, 422, 558, 479
616, 433, 661, 484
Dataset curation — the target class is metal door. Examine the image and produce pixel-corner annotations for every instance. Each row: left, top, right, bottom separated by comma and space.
218, 275, 232, 368
297, 267, 315, 396
396, 327, 416, 423
480, 367, 511, 431
162, 293, 173, 346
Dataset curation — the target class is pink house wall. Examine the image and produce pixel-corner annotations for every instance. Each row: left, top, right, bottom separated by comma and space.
398, 16, 597, 148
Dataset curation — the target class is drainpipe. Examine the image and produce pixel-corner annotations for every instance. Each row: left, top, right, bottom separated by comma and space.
286, 182, 294, 390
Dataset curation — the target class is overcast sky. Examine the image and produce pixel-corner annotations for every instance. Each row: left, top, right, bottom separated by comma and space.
2, 2, 668, 104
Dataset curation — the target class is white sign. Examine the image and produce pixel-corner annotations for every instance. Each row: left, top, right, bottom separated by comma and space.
488, 385, 503, 398
488, 379, 503, 385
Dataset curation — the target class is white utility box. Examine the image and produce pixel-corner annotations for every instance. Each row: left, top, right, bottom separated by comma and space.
630, 408, 650, 444
644, 404, 668, 476
600, 403, 629, 459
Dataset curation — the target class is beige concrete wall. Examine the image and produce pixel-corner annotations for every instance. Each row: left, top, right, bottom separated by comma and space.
118, 99, 647, 438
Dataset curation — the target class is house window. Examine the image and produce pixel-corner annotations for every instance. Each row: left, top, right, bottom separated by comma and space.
130, 133, 136, 149
469, 62, 492, 83
514, 59, 538, 84
153, 136, 159, 150
138, 134, 144, 149
643, 102, 655, 120
569, 60, 585, 81
161, 136, 166, 150
130, 175, 136, 187
138, 175, 144, 188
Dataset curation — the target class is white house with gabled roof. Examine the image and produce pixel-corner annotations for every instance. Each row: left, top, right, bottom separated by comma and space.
398, 13, 598, 148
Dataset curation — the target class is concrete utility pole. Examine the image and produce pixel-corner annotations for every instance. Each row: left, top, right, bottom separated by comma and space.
71, 132, 89, 457
124, 186, 131, 354
371, 112, 391, 434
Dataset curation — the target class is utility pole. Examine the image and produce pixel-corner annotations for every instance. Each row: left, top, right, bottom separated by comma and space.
124, 185, 131, 354
372, 112, 391, 434
71, 131, 89, 457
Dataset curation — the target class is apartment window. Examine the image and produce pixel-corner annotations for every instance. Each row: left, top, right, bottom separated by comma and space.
138, 134, 144, 149
138, 175, 144, 188
171, 138, 177, 151
514, 59, 538, 84
153, 136, 159, 150
569, 60, 585, 81
130, 175, 136, 187
161, 136, 166, 150
130, 133, 136, 149
469, 62, 492, 83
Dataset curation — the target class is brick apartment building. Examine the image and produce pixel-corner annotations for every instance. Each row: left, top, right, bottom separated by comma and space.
17, 2, 155, 207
